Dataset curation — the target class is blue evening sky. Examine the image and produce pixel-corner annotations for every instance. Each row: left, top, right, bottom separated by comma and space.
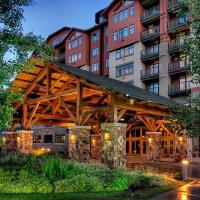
23, 0, 112, 39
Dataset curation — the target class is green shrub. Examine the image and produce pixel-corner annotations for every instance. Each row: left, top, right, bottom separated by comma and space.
55, 174, 104, 193
0, 168, 53, 193
105, 177, 129, 192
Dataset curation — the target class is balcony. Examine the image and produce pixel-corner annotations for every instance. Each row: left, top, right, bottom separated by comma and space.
168, 16, 190, 33
168, 81, 191, 96
141, 5, 160, 24
141, 66, 159, 81
167, 0, 186, 13
168, 39, 185, 54
141, 45, 159, 62
142, 0, 159, 7
168, 59, 190, 75
141, 25, 160, 43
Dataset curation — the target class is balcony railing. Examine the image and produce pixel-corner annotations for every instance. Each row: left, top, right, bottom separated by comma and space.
168, 39, 185, 53
168, 59, 190, 75
168, 81, 191, 96
141, 25, 160, 42
141, 5, 160, 24
141, 45, 159, 61
167, 0, 185, 11
141, 66, 159, 81
142, 0, 159, 6
168, 16, 190, 33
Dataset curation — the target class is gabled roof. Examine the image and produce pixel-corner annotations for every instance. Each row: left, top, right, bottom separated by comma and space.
101, 0, 120, 17
46, 27, 71, 42
52, 62, 177, 107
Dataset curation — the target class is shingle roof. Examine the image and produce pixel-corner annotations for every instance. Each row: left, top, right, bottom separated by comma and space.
53, 62, 177, 107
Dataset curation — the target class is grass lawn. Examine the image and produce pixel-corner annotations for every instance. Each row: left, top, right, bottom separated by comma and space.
0, 153, 186, 200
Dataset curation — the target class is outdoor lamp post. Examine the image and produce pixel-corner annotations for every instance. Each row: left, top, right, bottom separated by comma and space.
182, 160, 189, 180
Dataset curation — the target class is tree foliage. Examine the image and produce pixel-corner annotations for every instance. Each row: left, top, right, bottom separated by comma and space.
173, 0, 200, 137
0, 0, 54, 129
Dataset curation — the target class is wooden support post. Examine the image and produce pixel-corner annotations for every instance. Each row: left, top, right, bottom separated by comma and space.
26, 102, 40, 129
110, 96, 118, 123
22, 104, 28, 130
117, 109, 126, 122
76, 81, 83, 125
46, 67, 51, 95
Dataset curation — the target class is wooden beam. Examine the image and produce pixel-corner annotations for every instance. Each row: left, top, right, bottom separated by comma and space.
46, 67, 51, 95
117, 109, 127, 122
76, 81, 83, 125
60, 98, 76, 122
50, 75, 63, 91
117, 104, 169, 116
81, 113, 93, 125
22, 104, 28, 129
25, 66, 48, 96
26, 102, 40, 129
33, 113, 72, 121
26, 87, 77, 105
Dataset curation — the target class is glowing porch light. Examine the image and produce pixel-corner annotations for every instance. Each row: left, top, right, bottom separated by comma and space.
70, 134, 76, 142
92, 139, 96, 145
148, 138, 153, 143
179, 136, 184, 142
182, 160, 189, 165
159, 127, 164, 132
2, 137, 6, 144
17, 136, 20, 142
104, 133, 110, 140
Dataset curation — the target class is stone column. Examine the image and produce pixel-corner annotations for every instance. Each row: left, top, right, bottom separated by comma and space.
175, 135, 193, 162
101, 123, 127, 169
91, 135, 101, 160
16, 130, 33, 154
2, 132, 18, 153
68, 126, 91, 161
146, 132, 162, 162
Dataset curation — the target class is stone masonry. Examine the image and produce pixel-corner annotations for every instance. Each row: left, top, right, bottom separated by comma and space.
2, 132, 18, 153
91, 134, 101, 160
68, 126, 91, 161
101, 123, 127, 169
146, 132, 162, 162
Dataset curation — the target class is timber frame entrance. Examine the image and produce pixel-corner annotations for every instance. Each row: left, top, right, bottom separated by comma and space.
10, 59, 177, 158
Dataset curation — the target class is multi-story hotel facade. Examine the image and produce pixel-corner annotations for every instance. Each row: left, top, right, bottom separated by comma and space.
47, 0, 198, 103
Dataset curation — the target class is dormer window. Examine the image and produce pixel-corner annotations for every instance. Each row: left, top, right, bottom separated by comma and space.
92, 32, 99, 42
124, 0, 134, 7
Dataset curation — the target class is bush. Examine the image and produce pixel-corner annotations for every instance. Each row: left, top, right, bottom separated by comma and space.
105, 177, 129, 192
55, 174, 104, 193
0, 168, 53, 193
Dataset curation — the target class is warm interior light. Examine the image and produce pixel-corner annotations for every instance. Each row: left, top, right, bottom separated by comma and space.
104, 133, 110, 140
92, 139, 96, 145
179, 136, 183, 142
159, 127, 164, 132
182, 160, 189, 165
70, 135, 76, 142
17, 136, 20, 142
2, 137, 6, 143
120, 118, 125, 121
148, 138, 153, 143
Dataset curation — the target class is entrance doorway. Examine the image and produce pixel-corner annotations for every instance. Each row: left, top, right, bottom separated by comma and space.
161, 131, 174, 158
126, 126, 147, 156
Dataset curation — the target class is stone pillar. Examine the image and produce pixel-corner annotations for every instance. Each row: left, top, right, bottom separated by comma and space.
175, 135, 193, 162
16, 130, 33, 154
68, 126, 91, 161
101, 123, 127, 169
91, 135, 101, 160
146, 132, 162, 162
2, 132, 18, 152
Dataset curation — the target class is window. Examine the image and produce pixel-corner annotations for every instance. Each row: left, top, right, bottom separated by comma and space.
130, 24, 135, 35
71, 52, 81, 63
113, 31, 118, 41
105, 59, 109, 68
92, 32, 99, 41
147, 82, 159, 94
44, 135, 53, 143
91, 63, 99, 72
69, 37, 82, 49
119, 9, 129, 21
68, 56, 71, 63
119, 27, 128, 40
78, 52, 82, 60
55, 134, 66, 143
33, 134, 41, 143
124, 0, 134, 6
130, 6, 134, 16
92, 48, 99, 56
113, 14, 118, 24
116, 45, 134, 60
51, 33, 66, 46
116, 63, 134, 77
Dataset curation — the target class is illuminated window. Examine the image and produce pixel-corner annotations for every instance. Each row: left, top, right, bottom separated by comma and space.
33, 134, 42, 143
55, 135, 66, 143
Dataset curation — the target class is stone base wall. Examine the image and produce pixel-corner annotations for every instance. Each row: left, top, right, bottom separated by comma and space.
32, 126, 68, 155
101, 123, 127, 169
16, 130, 33, 154
192, 138, 200, 158
68, 126, 91, 161
2, 132, 18, 153
91, 135, 101, 160
146, 132, 162, 162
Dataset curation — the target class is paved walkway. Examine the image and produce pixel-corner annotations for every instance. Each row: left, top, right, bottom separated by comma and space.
150, 179, 200, 200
